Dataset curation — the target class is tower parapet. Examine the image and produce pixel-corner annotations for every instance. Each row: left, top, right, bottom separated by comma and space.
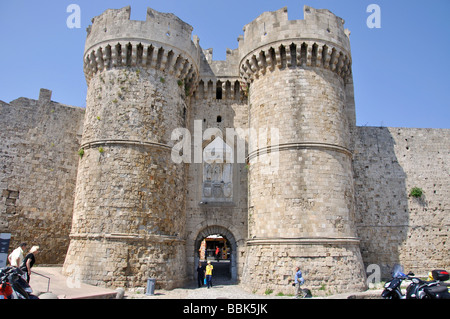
195, 48, 245, 101
238, 6, 352, 83
83, 6, 200, 87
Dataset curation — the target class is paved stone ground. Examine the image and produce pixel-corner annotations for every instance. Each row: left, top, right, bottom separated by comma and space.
124, 278, 382, 299
125, 279, 285, 299
31, 266, 381, 299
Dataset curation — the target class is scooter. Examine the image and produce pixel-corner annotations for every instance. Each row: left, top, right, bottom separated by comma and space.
406, 269, 450, 299
0, 270, 13, 299
381, 264, 410, 299
0, 267, 39, 299
382, 265, 450, 299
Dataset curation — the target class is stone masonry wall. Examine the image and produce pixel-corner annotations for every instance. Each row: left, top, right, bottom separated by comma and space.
242, 66, 366, 295
184, 94, 249, 281
63, 65, 190, 289
0, 89, 84, 264
1, 6, 448, 295
244, 241, 365, 296
354, 126, 450, 278
238, 5, 365, 295
62, 5, 201, 289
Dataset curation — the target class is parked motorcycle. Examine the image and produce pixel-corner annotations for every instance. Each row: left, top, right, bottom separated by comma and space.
382, 265, 450, 299
381, 264, 410, 299
0, 267, 38, 299
406, 269, 450, 299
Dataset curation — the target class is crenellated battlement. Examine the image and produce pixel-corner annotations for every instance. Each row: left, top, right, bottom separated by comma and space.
194, 47, 245, 100
238, 6, 352, 82
194, 77, 244, 101
83, 41, 200, 86
239, 40, 352, 83
83, 6, 201, 85
239, 6, 351, 56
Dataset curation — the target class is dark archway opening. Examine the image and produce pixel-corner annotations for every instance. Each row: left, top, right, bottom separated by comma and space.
198, 234, 231, 280
194, 226, 238, 283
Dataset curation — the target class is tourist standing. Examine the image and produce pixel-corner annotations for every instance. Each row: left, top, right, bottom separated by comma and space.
20, 246, 39, 283
294, 266, 306, 298
8, 243, 27, 267
205, 261, 213, 288
215, 246, 220, 261
197, 262, 205, 287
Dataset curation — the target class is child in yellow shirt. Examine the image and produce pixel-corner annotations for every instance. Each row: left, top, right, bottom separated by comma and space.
205, 261, 213, 288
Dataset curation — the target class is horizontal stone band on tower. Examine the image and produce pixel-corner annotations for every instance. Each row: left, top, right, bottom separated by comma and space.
69, 232, 185, 244
84, 41, 199, 85
247, 142, 353, 161
80, 139, 173, 153
240, 41, 351, 82
246, 237, 361, 246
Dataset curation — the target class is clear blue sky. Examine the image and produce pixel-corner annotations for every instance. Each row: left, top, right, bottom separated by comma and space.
1, 0, 449, 129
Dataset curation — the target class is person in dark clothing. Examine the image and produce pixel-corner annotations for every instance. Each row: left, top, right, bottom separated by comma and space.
20, 246, 39, 283
197, 262, 205, 288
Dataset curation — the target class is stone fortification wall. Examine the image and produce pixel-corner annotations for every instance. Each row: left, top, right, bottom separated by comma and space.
63, 6, 200, 289
239, 6, 366, 295
185, 47, 249, 280
354, 127, 450, 278
2, 5, 448, 297
0, 89, 84, 264
184, 97, 249, 282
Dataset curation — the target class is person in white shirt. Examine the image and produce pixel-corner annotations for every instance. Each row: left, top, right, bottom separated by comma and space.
8, 243, 27, 267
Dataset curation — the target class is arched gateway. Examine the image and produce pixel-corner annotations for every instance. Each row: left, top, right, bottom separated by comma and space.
192, 225, 240, 282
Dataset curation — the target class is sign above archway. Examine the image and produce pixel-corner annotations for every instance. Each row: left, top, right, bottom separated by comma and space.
202, 137, 233, 203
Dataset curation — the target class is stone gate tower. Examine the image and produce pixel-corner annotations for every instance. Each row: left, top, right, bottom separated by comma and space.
239, 7, 367, 294
62, 7, 200, 289
62, 5, 368, 294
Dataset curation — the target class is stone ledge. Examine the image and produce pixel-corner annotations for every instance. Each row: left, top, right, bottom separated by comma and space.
248, 142, 353, 161
69, 232, 185, 244
246, 237, 361, 246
